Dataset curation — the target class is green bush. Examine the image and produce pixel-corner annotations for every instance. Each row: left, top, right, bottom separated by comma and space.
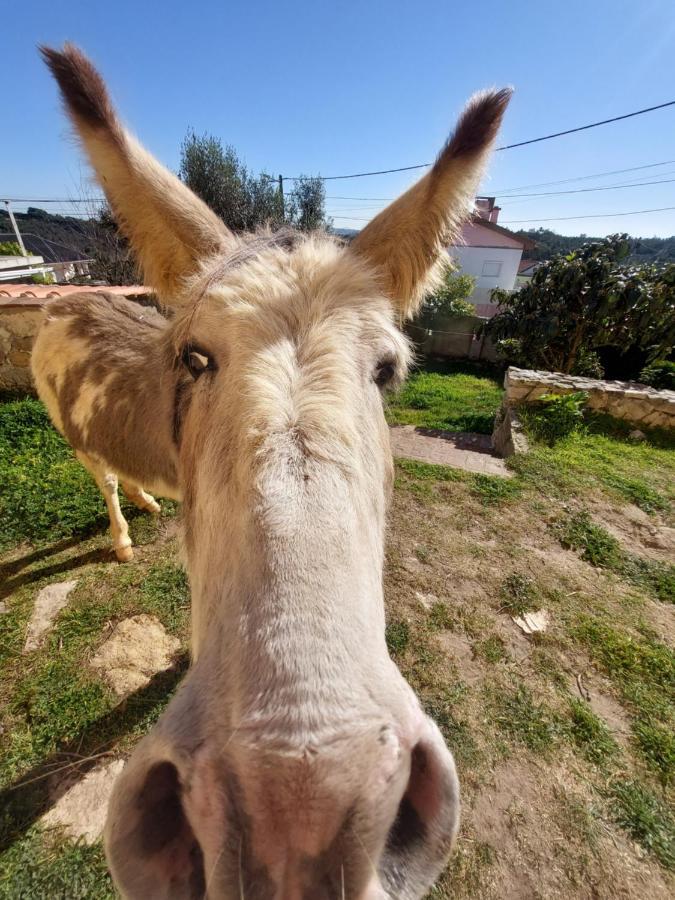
640, 360, 675, 390
523, 391, 588, 444
417, 265, 476, 326
29, 271, 55, 285
0, 241, 22, 256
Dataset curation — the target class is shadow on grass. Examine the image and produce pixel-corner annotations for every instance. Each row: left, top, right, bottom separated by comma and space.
0, 653, 189, 852
0, 508, 154, 602
0, 549, 113, 602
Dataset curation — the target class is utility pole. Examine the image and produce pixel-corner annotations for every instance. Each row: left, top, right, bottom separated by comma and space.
3, 201, 27, 255
278, 175, 284, 220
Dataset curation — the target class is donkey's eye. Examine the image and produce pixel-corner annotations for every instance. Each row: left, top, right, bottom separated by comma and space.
181, 346, 213, 380
374, 358, 397, 389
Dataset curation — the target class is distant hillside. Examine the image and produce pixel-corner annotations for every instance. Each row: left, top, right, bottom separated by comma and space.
0, 208, 96, 262
516, 227, 675, 264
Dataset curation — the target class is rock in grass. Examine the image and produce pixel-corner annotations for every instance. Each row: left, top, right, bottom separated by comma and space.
90, 614, 180, 697
42, 758, 125, 844
23, 580, 78, 653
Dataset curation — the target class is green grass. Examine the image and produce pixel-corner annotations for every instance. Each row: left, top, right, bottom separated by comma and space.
574, 617, 674, 783
490, 685, 560, 753
385, 619, 410, 655
469, 473, 522, 505
554, 509, 623, 568
632, 718, 675, 785
472, 634, 507, 663
0, 398, 112, 549
387, 358, 503, 434
610, 780, 675, 870
512, 421, 675, 515
0, 830, 114, 900
499, 573, 542, 616
567, 698, 618, 766
554, 510, 675, 603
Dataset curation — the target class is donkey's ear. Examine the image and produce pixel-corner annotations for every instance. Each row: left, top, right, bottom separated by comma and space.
350, 88, 512, 319
40, 44, 233, 303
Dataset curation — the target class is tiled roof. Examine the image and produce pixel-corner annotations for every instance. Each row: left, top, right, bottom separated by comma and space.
0, 284, 149, 311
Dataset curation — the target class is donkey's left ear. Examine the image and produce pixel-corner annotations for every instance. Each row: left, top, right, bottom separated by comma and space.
40, 44, 233, 303
350, 88, 512, 319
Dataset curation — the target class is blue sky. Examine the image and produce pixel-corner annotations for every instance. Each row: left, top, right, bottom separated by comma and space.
3, 0, 675, 236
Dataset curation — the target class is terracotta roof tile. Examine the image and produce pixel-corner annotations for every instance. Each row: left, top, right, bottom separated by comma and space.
0, 283, 148, 299
0, 284, 150, 311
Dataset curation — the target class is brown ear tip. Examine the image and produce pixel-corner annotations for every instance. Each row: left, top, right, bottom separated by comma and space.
39, 42, 113, 130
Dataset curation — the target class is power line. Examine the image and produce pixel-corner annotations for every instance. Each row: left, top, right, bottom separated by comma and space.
491, 158, 675, 194
283, 100, 675, 180
501, 206, 675, 224
0, 197, 105, 204
495, 176, 675, 199
324, 159, 675, 201
325, 174, 675, 215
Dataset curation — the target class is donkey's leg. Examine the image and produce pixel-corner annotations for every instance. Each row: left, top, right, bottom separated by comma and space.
76, 451, 134, 562
120, 481, 161, 515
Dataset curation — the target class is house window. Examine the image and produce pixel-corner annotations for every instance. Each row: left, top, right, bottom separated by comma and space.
481, 260, 502, 277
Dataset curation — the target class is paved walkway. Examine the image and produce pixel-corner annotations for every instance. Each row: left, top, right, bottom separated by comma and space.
389, 425, 511, 477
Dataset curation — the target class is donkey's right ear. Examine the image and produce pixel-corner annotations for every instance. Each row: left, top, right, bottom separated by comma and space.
40, 44, 233, 303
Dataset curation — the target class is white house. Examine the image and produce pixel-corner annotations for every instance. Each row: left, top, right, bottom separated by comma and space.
448, 197, 535, 317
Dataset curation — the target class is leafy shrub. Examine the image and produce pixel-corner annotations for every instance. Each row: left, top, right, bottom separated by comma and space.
487, 235, 675, 378
640, 360, 675, 390
417, 265, 476, 326
29, 271, 55, 285
524, 391, 588, 444
0, 241, 23, 256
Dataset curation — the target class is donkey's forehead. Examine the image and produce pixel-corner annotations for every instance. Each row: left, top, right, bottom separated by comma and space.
184, 232, 395, 327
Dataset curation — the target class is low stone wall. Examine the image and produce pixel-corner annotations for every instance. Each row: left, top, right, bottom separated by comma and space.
0, 287, 153, 393
0, 299, 45, 392
493, 366, 675, 456
505, 367, 675, 430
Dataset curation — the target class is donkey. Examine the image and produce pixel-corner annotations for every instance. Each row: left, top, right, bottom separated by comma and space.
38, 43, 510, 900
32, 292, 180, 560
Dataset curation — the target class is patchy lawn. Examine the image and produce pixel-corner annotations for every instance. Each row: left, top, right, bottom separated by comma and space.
1, 393, 674, 898
385, 358, 504, 434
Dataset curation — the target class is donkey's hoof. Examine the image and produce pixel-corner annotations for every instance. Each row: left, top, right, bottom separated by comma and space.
115, 545, 134, 563
145, 500, 161, 515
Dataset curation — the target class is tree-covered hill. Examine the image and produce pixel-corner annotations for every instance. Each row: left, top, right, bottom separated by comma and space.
516, 227, 675, 264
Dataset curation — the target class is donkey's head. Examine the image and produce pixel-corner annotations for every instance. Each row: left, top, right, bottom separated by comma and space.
42, 44, 510, 899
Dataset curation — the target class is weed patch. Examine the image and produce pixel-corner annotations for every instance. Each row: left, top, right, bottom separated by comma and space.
385, 619, 410, 655
470, 473, 522, 505
610, 779, 675, 870
491, 685, 560, 753
567, 698, 618, 766
632, 718, 675, 785
499, 573, 541, 616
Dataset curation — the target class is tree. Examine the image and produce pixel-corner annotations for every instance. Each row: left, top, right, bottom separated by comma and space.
416, 265, 476, 326
179, 130, 284, 232
285, 176, 332, 232
486, 234, 675, 377
86, 205, 137, 285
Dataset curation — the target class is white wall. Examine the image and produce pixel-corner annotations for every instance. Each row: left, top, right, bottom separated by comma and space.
448, 245, 523, 305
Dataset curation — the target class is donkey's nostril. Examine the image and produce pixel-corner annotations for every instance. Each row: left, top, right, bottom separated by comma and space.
106, 760, 206, 899
137, 761, 188, 855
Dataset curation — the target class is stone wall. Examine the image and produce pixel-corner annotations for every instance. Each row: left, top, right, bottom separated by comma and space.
505, 367, 675, 431
0, 299, 45, 392
0, 288, 153, 393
